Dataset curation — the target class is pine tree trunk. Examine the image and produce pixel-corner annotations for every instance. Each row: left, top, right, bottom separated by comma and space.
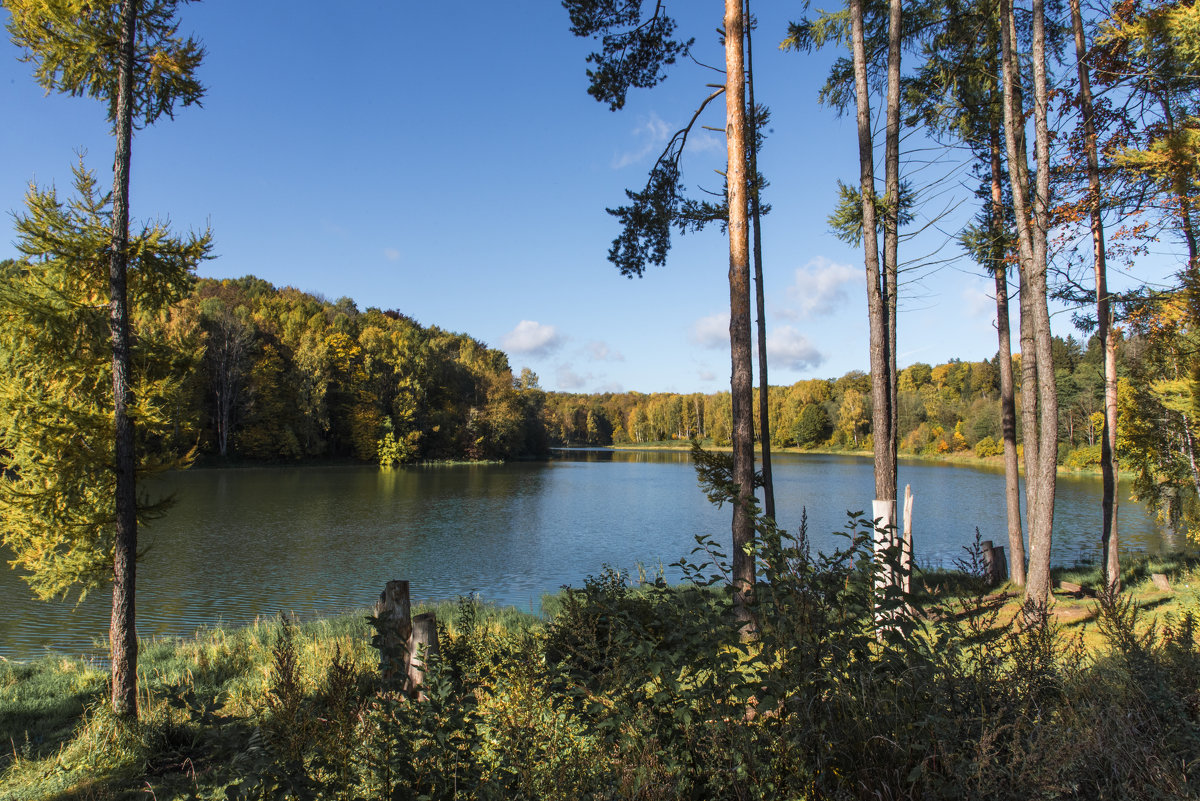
1000, 0, 1057, 608
882, 0, 902, 506
1069, 0, 1119, 592
849, 0, 895, 504
1028, 0, 1059, 608
109, 0, 139, 719
745, 0, 774, 522
990, 130, 1026, 587
725, 0, 756, 634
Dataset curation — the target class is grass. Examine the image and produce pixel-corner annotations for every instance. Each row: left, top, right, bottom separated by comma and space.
0, 600, 537, 800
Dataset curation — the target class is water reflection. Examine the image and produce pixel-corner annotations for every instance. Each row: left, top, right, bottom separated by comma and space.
0, 452, 1183, 660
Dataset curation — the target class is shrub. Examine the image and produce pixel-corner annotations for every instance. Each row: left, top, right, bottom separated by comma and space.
1064, 444, 1103, 470
975, 435, 1003, 457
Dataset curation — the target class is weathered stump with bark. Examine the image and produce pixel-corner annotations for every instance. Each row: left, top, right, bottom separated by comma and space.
373, 580, 442, 698
981, 540, 1008, 585
374, 580, 412, 686
408, 611, 441, 699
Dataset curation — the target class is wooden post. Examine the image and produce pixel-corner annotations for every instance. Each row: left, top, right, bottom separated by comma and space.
374, 580, 412, 685
992, 545, 1008, 582
902, 485, 914, 595
978, 541, 1009, 584
980, 540, 997, 585
408, 611, 441, 699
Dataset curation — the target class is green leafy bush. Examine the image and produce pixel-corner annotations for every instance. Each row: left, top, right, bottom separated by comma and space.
1064, 444, 1103, 470
974, 434, 1003, 457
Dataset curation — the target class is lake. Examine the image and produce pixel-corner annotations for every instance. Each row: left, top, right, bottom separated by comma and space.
0, 449, 1182, 661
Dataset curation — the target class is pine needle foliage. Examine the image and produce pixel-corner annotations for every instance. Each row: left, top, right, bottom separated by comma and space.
4, 0, 205, 128
0, 161, 210, 601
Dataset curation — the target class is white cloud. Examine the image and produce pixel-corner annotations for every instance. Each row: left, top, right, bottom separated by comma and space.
585, 341, 624, 362
383, 248, 401, 262
963, 285, 995, 322
612, 112, 671, 169
767, 326, 826, 372
685, 131, 723, 155
596, 381, 624, 394
786, 257, 863, 318
501, 320, 563, 357
556, 363, 589, 390
698, 368, 717, 382
689, 312, 728, 349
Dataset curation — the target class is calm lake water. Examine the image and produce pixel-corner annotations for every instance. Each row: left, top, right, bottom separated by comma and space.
0, 450, 1183, 661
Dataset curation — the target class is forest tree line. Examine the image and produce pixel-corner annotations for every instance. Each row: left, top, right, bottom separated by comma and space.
0, 268, 551, 467
544, 333, 1124, 466
175, 276, 549, 464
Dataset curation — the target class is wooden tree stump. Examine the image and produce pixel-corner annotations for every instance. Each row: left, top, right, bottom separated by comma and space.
408, 611, 441, 698
980, 540, 996, 585
992, 545, 1008, 583
374, 580, 412, 686
1152, 573, 1173, 593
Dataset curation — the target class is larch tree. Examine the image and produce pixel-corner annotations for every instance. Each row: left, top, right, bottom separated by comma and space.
0, 166, 209, 710
1090, 0, 1199, 544
4, 0, 204, 717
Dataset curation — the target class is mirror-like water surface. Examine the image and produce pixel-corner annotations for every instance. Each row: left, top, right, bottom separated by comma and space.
0, 450, 1181, 660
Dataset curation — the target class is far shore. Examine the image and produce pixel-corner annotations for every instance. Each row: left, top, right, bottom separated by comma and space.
593, 440, 1126, 478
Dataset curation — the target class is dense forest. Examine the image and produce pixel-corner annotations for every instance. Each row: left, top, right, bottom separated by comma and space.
14, 261, 1179, 491
41, 264, 1170, 490
13, 262, 1138, 472
143, 275, 550, 464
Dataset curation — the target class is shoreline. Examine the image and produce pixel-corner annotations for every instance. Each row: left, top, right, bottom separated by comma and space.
594, 440, 1128, 479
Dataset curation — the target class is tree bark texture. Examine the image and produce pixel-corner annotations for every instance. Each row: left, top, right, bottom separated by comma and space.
990, 130, 1026, 587
882, 0, 902, 505
745, 0, 774, 523
1000, 0, 1057, 607
849, 0, 896, 504
1069, 0, 1119, 591
1028, 0, 1059, 608
109, 0, 139, 719
725, 0, 756, 634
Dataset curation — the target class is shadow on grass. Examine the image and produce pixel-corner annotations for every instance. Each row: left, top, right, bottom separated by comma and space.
0, 658, 107, 770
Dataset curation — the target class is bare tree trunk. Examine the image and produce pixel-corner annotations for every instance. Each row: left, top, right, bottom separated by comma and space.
745, 0, 774, 522
849, 0, 895, 506
1069, 0, 1119, 592
990, 130, 1026, 587
1000, 0, 1057, 608
109, 0, 139, 719
882, 0, 902, 506
1028, 0, 1059, 608
725, 0, 756, 634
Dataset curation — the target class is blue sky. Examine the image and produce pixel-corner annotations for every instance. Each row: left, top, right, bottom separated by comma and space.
0, 1, 1170, 393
